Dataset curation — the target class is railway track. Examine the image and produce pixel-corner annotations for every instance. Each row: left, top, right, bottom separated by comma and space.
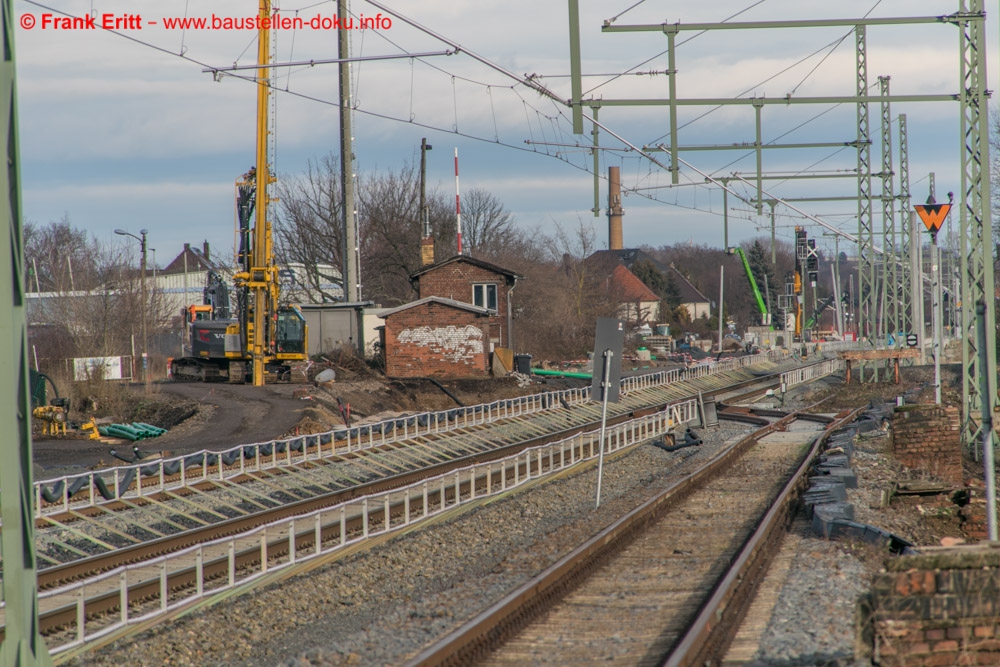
0, 353, 844, 654
406, 404, 856, 666
24, 353, 818, 586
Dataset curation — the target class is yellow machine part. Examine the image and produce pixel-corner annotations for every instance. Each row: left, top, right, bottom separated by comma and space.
33, 406, 67, 436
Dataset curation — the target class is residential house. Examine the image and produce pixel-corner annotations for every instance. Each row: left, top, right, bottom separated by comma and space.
587, 248, 711, 321
610, 264, 660, 324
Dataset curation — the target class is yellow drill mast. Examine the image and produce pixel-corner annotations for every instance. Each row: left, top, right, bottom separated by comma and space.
233, 0, 278, 386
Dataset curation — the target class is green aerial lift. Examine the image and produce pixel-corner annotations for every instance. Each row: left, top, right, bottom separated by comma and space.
726, 247, 771, 327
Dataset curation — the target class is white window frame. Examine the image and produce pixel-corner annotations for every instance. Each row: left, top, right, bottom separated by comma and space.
473, 283, 498, 312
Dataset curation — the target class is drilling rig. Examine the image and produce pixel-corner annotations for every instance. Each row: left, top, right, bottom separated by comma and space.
171, 0, 307, 384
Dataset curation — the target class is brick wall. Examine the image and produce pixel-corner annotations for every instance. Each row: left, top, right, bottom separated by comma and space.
863, 548, 1000, 666
416, 262, 510, 348
383, 301, 489, 379
891, 405, 963, 485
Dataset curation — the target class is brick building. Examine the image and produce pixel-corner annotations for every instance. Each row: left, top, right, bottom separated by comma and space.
380, 297, 491, 378
409, 255, 522, 352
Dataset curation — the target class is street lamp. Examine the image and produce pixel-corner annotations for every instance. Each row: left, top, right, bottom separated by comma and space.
115, 228, 148, 382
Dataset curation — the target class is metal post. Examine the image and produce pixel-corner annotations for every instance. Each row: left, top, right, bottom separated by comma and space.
141, 230, 147, 382
419, 138, 432, 237
595, 349, 612, 509
717, 265, 724, 353
0, 0, 53, 657
830, 263, 841, 338
976, 299, 997, 540
339, 0, 358, 303
931, 232, 941, 405
567, 0, 583, 134
116, 228, 149, 382
722, 179, 729, 249
769, 201, 777, 265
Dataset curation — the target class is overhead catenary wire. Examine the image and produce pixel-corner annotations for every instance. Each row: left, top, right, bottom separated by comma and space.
26, 0, 859, 239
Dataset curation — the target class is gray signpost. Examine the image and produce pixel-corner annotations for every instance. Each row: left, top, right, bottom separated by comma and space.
591, 318, 624, 509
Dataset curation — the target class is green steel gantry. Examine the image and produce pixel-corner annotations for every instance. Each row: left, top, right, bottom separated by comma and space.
0, 0, 54, 663
572, 3, 995, 446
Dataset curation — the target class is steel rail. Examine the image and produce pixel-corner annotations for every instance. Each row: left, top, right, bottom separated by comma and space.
30, 349, 789, 520
665, 407, 862, 666
403, 405, 843, 666
34, 396, 702, 652
8, 358, 846, 652
29, 363, 814, 589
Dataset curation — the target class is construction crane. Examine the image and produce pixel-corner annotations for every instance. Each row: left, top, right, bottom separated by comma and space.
171, 0, 307, 384
726, 247, 771, 327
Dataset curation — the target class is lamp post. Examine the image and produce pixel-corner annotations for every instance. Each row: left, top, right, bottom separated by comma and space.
115, 228, 148, 382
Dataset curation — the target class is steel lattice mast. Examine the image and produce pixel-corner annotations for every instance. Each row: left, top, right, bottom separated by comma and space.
958, 0, 996, 447
0, 0, 54, 662
897, 114, 913, 342
855, 26, 875, 340
879, 76, 897, 343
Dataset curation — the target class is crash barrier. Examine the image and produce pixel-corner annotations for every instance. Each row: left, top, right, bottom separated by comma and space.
32, 347, 797, 518
34, 397, 699, 655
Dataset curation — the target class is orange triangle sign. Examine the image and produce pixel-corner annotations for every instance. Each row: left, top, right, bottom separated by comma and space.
915, 204, 950, 233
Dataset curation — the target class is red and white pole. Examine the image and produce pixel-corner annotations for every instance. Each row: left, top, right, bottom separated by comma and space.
454, 147, 462, 255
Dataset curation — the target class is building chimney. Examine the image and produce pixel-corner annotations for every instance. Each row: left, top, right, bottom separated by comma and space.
203, 240, 210, 260
421, 235, 435, 266
184, 242, 191, 252
608, 166, 624, 250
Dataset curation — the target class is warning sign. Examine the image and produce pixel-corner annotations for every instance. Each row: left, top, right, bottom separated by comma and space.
915, 204, 951, 234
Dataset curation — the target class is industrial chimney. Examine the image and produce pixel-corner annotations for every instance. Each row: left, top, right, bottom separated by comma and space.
608, 166, 623, 250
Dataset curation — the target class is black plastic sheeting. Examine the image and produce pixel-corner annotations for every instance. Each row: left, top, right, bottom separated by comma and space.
39, 385, 588, 505
806, 401, 915, 555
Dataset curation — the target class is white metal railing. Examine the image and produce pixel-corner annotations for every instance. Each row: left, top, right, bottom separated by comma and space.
33, 384, 593, 517
618, 348, 788, 393
33, 350, 792, 517
781, 358, 845, 389
33, 397, 700, 654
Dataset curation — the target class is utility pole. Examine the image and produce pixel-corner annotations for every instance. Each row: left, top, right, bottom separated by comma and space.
339, 0, 358, 303
420, 138, 432, 237
116, 228, 149, 382
717, 264, 724, 354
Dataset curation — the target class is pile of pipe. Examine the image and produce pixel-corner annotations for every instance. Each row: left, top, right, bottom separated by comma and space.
97, 422, 167, 441
805, 400, 913, 554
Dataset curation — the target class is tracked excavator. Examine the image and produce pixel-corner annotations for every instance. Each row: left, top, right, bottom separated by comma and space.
170, 0, 307, 384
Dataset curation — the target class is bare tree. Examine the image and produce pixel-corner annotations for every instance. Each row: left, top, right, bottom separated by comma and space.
462, 188, 517, 257
25, 215, 97, 293
274, 155, 343, 303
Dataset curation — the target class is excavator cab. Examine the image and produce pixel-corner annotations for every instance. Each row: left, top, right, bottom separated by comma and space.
275, 306, 307, 356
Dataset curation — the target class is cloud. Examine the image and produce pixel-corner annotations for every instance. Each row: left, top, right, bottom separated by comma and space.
15, 0, 997, 263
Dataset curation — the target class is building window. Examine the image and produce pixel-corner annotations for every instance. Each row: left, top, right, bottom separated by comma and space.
473, 283, 498, 311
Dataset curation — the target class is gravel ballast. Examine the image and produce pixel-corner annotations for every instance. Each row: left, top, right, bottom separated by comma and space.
62, 372, 954, 667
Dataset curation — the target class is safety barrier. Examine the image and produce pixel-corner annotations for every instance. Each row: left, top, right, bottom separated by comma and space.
31, 347, 794, 517
781, 358, 845, 390
33, 385, 590, 517
35, 397, 700, 655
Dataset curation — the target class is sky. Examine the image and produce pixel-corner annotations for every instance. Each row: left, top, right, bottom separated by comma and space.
14, 0, 996, 269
